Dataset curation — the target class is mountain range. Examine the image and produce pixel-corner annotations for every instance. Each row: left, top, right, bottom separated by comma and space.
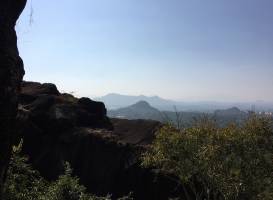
95, 93, 175, 111
108, 101, 250, 127
95, 93, 273, 112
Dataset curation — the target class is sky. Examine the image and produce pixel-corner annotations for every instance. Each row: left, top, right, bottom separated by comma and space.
16, 0, 273, 102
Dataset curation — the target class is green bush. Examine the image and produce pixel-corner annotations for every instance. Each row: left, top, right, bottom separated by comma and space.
3, 141, 47, 200
40, 162, 110, 200
3, 141, 130, 200
142, 115, 273, 200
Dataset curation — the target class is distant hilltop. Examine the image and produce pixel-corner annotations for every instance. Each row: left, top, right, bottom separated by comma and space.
108, 101, 162, 121
95, 93, 273, 112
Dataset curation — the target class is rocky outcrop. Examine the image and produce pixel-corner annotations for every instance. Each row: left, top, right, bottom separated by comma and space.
0, 0, 27, 193
18, 81, 185, 199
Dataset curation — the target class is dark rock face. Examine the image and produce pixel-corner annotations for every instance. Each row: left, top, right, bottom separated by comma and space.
19, 81, 112, 130
78, 97, 107, 116
111, 118, 162, 145
0, 0, 27, 193
21, 81, 60, 95
19, 81, 185, 199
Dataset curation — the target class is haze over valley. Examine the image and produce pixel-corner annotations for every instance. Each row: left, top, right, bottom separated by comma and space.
96, 93, 273, 113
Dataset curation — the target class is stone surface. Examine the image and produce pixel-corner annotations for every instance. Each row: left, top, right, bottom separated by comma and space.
0, 0, 27, 194
111, 118, 162, 145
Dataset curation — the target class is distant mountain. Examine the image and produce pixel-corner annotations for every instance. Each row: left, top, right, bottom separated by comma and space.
108, 101, 163, 121
212, 107, 248, 126
214, 107, 245, 116
95, 93, 176, 111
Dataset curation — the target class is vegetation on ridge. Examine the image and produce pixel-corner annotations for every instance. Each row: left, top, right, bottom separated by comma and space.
142, 115, 273, 199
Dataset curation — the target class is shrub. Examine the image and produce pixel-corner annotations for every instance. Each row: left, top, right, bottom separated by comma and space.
142, 115, 273, 200
3, 141, 47, 200
41, 162, 111, 200
3, 140, 126, 200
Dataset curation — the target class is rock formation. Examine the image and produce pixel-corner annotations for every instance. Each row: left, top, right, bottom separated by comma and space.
18, 81, 185, 199
0, 0, 27, 194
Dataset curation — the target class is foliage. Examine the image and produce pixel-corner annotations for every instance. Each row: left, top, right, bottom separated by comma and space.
3, 140, 130, 200
3, 140, 47, 200
142, 115, 273, 200
40, 162, 110, 200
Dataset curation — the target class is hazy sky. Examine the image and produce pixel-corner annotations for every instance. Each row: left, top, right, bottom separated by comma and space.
17, 0, 273, 102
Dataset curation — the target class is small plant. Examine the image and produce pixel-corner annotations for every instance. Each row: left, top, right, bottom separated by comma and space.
3, 140, 47, 200
42, 162, 111, 200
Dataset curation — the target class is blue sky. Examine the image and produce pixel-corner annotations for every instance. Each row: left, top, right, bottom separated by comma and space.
16, 0, 273, 102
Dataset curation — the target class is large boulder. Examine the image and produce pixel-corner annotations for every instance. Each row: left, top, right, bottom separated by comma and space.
21, 81, 60, 96
78, 97, 107, 116
20, 81, 60, 105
